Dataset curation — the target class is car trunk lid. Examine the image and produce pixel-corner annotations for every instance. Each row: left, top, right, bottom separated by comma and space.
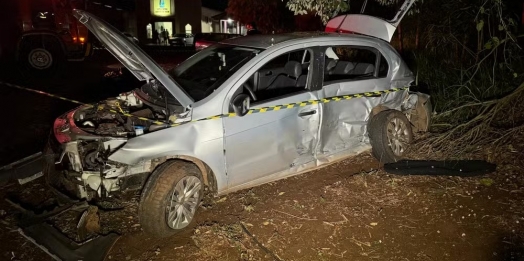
325, 0, 416, 42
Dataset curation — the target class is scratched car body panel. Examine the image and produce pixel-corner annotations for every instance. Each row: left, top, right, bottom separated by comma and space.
46, 4, 429, 215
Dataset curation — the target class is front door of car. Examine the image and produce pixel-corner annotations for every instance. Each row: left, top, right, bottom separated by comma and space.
223, 48, 321, 189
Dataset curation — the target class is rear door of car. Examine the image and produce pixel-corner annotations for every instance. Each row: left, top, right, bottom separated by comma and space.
313, 43, 394, 161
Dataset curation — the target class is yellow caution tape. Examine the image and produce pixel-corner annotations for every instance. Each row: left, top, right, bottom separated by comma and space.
179, 86, 409, 127
1, 81, 408, 128
2, 82, 167, 125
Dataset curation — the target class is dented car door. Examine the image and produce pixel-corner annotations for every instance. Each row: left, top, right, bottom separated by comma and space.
223, 48, 321, 190
314, 43, 411, 162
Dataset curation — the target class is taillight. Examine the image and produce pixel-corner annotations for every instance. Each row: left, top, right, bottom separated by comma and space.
79, 37, 85, 43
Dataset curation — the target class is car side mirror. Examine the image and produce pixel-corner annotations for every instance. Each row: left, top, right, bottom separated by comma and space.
230, 94, 250, 117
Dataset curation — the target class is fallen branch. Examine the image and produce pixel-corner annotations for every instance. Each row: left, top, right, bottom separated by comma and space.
323, 214, 349, 226
350, 237, 371, 251
273, 209, 317, 221
240, 222, 283, 261
434, 99, 498, 119
418, 81, 524, 155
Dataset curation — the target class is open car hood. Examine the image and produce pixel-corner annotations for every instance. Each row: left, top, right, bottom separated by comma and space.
325, 0, 415, 42
73, 9, 193, 108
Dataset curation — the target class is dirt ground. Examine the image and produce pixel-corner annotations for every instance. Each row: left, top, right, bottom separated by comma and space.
0, 49, 523, 261
1, 145, 523, 261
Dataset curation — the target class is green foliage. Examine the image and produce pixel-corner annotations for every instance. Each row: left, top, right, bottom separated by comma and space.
412, 0, 523, 117
284, 0, 422, 24
476, 20, 485, 31
285, 0, 350, 24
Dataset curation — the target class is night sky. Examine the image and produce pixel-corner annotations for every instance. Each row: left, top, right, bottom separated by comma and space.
202, 0, 228, 11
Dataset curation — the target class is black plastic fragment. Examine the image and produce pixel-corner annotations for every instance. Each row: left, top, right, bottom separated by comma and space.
384, 160, 497, 177
19, 223, 119, 261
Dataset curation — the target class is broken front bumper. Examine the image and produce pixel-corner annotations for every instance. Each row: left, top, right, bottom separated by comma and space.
44, 133, 89, 200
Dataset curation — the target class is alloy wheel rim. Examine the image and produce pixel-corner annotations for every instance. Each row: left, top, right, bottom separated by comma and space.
166, 176, 201, 229
386, 117, 409, 156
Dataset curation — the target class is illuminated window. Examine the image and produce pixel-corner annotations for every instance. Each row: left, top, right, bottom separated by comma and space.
146, 23, 152, 39
185, 24, 192, 34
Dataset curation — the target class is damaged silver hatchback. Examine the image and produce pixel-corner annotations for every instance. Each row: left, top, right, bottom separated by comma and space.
45, 7, 431, 238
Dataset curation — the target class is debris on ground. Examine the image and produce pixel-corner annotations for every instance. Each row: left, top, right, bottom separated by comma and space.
384, 160, 497, 176
77, 206, 101, 240
3, 193, 119, 261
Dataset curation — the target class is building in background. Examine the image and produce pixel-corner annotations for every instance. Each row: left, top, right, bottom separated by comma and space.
135, 0, 202, 43
201, 7, 221, 33
212, 12, 246, 35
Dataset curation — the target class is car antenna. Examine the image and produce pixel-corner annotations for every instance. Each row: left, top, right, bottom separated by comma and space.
335, 15, 348, 33
360, 0, 368, 13
334, 1, 353, 34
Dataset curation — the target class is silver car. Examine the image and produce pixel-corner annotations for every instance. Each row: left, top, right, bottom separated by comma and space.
46, 7, 430, 238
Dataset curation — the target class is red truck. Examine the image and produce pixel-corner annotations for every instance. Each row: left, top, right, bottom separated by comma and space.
0, 0, 91, 76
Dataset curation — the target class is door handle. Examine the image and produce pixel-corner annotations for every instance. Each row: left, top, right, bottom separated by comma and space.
298, 110, 316, 117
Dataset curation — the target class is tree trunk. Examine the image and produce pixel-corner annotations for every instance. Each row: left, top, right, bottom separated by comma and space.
461, 34, 468, 63
398, 24, 404, 53
415, 18, 420, 50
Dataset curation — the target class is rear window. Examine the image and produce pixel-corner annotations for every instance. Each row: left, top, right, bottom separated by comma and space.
323, 46, 385, 85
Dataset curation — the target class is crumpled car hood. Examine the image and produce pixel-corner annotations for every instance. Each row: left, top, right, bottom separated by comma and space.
72, 9, 193, 108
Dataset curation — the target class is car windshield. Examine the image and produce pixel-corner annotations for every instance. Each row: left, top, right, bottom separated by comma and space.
169, 45, 262, 101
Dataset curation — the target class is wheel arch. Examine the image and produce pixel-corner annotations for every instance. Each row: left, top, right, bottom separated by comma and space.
148, 155, 218, 195
17, 31, 67, 58
370, 104, 394, 119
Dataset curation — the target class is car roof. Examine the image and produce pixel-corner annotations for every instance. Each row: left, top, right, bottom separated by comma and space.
220, 32, 388, 49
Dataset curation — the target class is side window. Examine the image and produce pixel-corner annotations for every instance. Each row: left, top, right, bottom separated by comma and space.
323, 46, 378, 85
378, 54, 389, 78
259, 54, 288, 71
243, 49, 312, 103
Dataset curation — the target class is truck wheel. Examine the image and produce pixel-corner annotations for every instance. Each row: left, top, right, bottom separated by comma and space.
139, 161, 203, 238
369, 110, 413, 163
17, 37, 64, 78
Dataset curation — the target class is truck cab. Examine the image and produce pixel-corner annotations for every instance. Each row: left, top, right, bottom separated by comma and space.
6, 0, 90, 77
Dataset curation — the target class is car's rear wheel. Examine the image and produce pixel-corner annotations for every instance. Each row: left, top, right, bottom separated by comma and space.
369, 110, 413, 163
139, 161, 203, 238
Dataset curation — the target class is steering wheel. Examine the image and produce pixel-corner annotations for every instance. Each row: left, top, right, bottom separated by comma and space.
243, 82, 257, 101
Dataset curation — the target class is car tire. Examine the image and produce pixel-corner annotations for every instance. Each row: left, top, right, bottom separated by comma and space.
369, 110, 413, 164
139, 160, 203, 238
17, 37, 64, 79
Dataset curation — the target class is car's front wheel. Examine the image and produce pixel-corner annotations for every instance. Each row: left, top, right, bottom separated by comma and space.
369, 110, 413, 163
139, 161, 203, 238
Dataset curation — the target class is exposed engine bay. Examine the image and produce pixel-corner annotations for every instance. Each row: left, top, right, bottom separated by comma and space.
74, 81, 184, 138
47, 81, 187, 200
